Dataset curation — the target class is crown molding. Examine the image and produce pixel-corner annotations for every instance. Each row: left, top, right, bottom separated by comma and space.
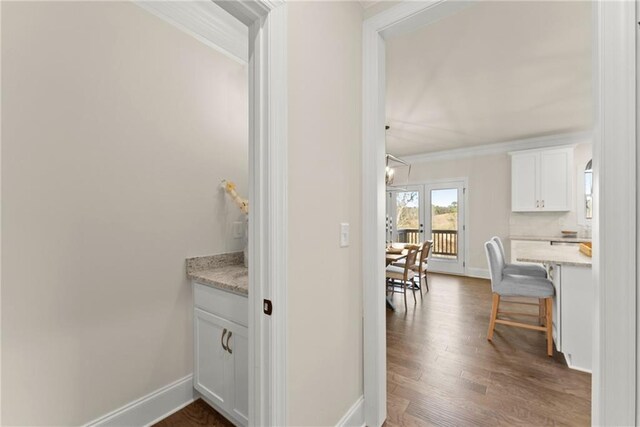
399, 131, 593, 164
135, 1, 248, 64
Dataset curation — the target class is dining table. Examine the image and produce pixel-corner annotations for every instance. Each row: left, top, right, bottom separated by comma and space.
385, 249, 407, 310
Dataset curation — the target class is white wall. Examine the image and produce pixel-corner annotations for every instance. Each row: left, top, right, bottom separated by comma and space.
406, 143, 592, 271
408, 154, 510, 271
287, 1, 363, 425
1, 2, 247, 425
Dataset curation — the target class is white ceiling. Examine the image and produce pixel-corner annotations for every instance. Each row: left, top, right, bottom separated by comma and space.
385, 1, 593, 157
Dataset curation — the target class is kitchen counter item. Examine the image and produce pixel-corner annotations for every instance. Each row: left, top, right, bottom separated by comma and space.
579, 242, 592, 257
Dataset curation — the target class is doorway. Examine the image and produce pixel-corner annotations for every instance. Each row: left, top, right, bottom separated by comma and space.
386, 180, 466, 275
363, 2, 637, 427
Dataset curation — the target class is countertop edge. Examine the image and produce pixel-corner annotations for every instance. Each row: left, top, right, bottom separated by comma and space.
189, 273, 249, 297
515, 257, 592, 267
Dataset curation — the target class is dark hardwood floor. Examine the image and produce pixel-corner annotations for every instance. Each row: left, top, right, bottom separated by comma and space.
153, 399, 233, 427
157, 273, 591, 426
385, 273, 591, 426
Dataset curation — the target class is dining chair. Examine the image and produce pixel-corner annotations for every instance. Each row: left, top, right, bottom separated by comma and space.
393, 240, 432, 297
386, 245, 419, 311
491, 236, 547, 278
485, 240, 555, 356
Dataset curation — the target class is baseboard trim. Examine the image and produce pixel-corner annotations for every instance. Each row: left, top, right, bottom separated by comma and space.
465, 268, 490, 280
335, 395, 365, 427
84, 375, 195, 427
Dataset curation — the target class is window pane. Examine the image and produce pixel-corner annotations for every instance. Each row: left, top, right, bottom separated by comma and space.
396, 192, 420, 243
585, 171, 593, 220
431, 188, 458, 259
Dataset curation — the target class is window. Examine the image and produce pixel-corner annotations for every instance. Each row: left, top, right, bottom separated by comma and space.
585, 159, 592, 220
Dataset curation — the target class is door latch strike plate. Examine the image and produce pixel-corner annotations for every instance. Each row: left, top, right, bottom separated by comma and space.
263, 299, 273, 316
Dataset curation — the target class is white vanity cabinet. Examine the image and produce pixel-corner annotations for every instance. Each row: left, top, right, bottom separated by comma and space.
510, 147, 573, 212
193, 283, 248, 426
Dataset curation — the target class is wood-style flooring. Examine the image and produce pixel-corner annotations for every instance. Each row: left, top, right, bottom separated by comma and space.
152, 399, 233, 427
385, 273, 591, 426
157, 273, 591, 426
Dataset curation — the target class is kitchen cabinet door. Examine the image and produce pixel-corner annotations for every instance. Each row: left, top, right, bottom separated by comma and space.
511, 152, 539, 212
540, 149, 571, 211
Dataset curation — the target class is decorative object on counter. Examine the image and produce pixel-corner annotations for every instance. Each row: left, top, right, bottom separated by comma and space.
221, 179, 249, 214
221, 179, 249, 267
579, 242, 592, 257
561, 230, 578, 238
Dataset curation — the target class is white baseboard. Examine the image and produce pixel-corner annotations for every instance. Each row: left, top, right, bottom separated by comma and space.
466, 268, 490, 280
335, 395, 364, 427
85, 375, 195, 427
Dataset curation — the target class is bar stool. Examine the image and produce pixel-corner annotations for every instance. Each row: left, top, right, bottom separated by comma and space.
484, 240, 555, 356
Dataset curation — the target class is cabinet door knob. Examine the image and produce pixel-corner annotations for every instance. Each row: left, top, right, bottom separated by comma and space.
221, 328, 228, 351
226, 331, 233, 354
542, 200, 545, 208
536, 200, 539, 208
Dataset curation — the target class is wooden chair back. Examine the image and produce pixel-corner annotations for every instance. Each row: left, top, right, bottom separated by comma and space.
420, 240, 432, 264
403, 246, 419, 281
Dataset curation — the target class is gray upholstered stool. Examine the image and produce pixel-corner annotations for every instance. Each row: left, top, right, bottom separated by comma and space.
491, 236, 547, 278
485, 240, 555, 356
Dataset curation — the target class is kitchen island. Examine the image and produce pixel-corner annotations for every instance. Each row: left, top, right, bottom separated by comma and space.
516, 242, 593, 372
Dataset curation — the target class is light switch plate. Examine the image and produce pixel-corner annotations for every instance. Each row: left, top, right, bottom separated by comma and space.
233, 221, 244, 239
340, 223, 349, 247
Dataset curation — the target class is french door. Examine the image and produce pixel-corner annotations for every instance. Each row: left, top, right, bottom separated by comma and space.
424, 181, 465, 275
386, 186, 425, 244
386, 180, 466, 275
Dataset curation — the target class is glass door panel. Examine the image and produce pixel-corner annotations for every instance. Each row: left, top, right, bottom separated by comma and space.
430, 188, 459, 260
386, 186, 424, 244
425, 181, 465, 275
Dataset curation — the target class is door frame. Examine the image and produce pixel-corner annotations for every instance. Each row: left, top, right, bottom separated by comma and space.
362, 1, 637, 426
423, 179, 467, 276
212, 2, 288, 426
386, 185, 425, 243
386, 178, 469, 276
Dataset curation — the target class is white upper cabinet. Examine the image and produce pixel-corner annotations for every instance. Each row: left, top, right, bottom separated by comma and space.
511, 147, 573, 212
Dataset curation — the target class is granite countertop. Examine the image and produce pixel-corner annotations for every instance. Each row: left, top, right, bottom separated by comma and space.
510, 235, 591, 244
186, 252, 248, 296
515, 243, 592, 267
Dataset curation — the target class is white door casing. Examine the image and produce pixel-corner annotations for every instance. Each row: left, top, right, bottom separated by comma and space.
363, 1, 637, 427
211, 2, 288, 426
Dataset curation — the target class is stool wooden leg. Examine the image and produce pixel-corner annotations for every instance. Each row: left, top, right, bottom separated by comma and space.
539, 298, 545, 326
487, 293, 500, 341
545, 297, 553, 356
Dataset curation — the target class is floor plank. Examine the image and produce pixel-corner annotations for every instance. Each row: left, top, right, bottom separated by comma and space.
152, 399, 233, 427
385, 273, 591, 426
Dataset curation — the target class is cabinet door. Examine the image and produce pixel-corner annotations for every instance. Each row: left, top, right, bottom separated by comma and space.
549, 264, 562, 352
511, 152, 539, 211
194, 308, 232, 408
540, 149, 571, 211
228, 325, 249, 426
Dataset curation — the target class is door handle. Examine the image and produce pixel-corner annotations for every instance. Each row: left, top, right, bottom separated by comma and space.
226, 331, 233, 354
536, 200, 540, 208
221, 328, 228, 351
541, 200, 545, 208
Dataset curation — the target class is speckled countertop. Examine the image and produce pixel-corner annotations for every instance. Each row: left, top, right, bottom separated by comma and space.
186, 252, 248, 296
516, 244, 592, 267
510, 235, 591, 243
